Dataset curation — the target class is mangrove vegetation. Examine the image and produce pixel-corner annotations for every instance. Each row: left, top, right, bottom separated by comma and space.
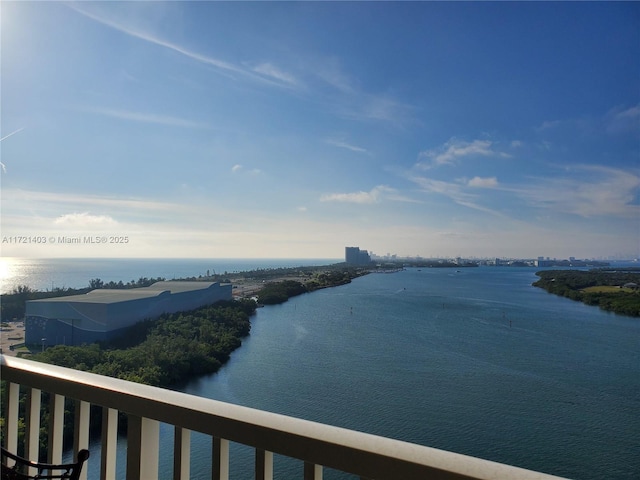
533, 269, 640, 317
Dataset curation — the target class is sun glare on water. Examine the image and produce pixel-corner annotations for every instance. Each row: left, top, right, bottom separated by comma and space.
0, 257, 19, 293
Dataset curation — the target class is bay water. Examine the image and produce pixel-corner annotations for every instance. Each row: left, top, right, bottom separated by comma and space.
4, 260, 638, 478
172, 267, 639, 479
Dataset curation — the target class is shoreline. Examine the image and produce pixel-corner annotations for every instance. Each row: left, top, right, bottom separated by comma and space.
1, 265, 373, 356
533, 269, 640, 317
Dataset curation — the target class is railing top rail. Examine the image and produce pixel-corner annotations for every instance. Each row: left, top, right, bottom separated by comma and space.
1, 356, 569, 480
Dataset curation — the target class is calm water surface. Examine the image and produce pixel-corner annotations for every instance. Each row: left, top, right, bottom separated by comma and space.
0, 257, 338, 294
61, 265, 638, 479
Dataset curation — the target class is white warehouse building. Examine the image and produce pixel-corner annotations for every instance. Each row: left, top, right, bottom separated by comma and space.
25, 281, 233, 347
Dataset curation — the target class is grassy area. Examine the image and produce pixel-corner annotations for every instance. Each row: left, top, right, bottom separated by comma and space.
582, 286, 633, 293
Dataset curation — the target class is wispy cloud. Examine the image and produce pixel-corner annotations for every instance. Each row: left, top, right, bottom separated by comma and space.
605, 104, 640, 135
70, 3, 412, 128
325, 138, 369, 154
67, 3, 296, 89
0, 127, 25, 173
303, 56, 414, 125
536, 105, 640, 138
337, 93, 415, 126
358, 95, 413, 124
536, 120, 562, 131
84, 107, 212, 129
417, 138, 509, 169
3, 188, 183, 214
252, 62, 299, 87
0, 127, 25, 143
320, 185, 395, 204
408, 174, 508, 218
231, 164, 262, 176
312, 57, 356, 93
511, 165, 640, 218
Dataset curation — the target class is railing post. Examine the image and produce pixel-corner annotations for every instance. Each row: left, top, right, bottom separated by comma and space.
173, 427, 191, 480
47, 394, 65, 464
255, 449, 273, 480
74, 400, 90, 480
3, 382, 20, 454
212, 437, 229, 480
25, 387, 41, 476
127, 415, 160, 480
100, 407, 118, 480
304, 462, 323, 480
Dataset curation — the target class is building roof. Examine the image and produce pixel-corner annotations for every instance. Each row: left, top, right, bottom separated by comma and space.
28, 282, 221, 305
144, 281, 218, 293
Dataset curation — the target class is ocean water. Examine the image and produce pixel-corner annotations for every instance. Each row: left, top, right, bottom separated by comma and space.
0, 257, 339, 294
5, 260, 639, 479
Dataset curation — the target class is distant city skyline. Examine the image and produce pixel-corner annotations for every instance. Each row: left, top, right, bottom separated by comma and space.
367, 251, 637, 262
1, 2, 638, 260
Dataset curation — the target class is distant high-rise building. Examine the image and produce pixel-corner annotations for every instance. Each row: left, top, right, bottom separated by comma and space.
345, 246, 371, 265
345, 247, 359, 264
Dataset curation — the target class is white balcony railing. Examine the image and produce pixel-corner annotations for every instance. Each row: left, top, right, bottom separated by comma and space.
1, 356, 568, 480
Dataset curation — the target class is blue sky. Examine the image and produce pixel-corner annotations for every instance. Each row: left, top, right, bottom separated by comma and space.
1, 1, 638, 259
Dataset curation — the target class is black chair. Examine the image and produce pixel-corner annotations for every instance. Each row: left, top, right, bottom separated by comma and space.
1, 447, 89, 480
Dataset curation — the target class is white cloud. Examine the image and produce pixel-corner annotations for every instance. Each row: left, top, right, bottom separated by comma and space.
468, 176, 498, 188
417, 138, 508, 169
231, 164, 243, 173
320, 185, 395, 204
54, 212, 118, 226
